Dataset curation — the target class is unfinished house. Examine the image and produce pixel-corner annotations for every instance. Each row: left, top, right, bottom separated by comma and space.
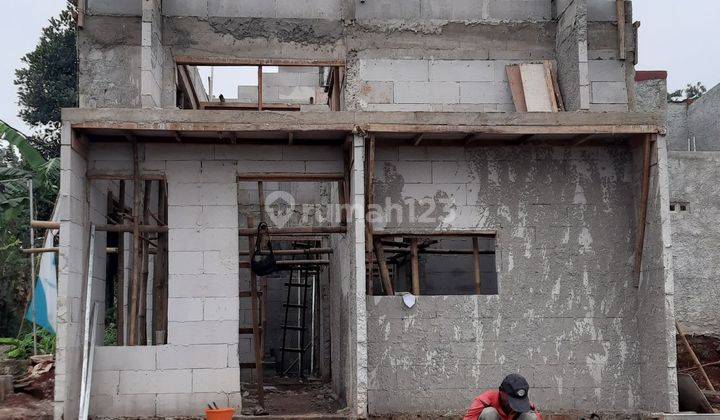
56, 0, 679, 418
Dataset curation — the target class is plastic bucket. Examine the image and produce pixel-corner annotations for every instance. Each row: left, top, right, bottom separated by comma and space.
205, 408, 235, 420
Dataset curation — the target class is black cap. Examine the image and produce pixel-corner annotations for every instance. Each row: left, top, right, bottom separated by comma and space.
499, 373, 531, 413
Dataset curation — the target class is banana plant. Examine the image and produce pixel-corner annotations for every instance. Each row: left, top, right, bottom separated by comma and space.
0, 120, 59, 222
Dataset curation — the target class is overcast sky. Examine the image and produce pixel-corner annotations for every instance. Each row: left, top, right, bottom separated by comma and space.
0, 0, 718, 134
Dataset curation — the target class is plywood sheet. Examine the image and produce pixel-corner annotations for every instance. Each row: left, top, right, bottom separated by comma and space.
519, 63, 554, 112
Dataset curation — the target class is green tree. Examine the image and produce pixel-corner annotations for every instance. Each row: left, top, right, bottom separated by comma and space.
668, 82, 707, 103
14, 6, 77, 159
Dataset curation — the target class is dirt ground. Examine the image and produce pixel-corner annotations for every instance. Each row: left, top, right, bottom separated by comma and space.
0, 392, 53, 420
242, 374, 342, 416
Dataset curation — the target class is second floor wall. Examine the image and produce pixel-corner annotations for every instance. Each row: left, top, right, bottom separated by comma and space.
78, 0, 635, 113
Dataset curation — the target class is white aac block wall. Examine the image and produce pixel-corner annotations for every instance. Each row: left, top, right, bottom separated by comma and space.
588, 60, 628, 111
358, 59, 517, 112
85, 143, 243, 417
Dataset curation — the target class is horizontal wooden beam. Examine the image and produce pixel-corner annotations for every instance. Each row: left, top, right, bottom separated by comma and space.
239, 248, 333, 256
87, 172, 166, 181
22, 247, 59, 254
373, 230, 497, 237
200, 102, 301, 111
237, 172, 344, 181
31, 221, 60, 230
96, 224, 168, 233
239, 226, 346, 235
240, 259, 330, 268
174, 56, 346, 67
383, 247, 495, 255
64, 109, 663, 137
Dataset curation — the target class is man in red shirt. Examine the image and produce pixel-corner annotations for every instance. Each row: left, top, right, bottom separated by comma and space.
463, 374, 542, 420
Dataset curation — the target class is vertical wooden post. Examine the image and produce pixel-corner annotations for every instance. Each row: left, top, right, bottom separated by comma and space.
365, 135, 376, 295
256, 182, 267, 355
616, 0, 626, 60
633, 134, 652, 285
247, 215, 265, 407
373, 238, 394, 295
410, 238, 420, 295
128, 141, 141, 346
116, 180, 126, 345
152, 181, 168, 344
257, 65, 263, 111
472, 237, 482, 295
138, 180, 152, 345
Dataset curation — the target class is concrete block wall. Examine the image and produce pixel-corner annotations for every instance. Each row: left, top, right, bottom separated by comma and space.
366, 144, 653, 415
354, 0, 553, 21
668, 152, 720, 335
356, 59, 516, 112
237, 67, 322, 104
634, 136, 678, 412
162, 0, 344, 19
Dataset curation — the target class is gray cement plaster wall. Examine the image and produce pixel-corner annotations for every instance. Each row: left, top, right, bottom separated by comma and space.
634, 136, 678, 412
668, 152, 720, 335
687, 84, 720, 151
635, 78, 667, 114
365, 143, 673, 415
554, 0, 590, 110
77, 16, 141, 108
79, 7, 630, 114
665, 103, 690, 152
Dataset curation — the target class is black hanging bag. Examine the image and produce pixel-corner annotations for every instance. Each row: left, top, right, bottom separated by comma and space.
251, 222, 277, 276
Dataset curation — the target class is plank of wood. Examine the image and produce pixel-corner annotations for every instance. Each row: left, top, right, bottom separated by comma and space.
633, 135, 652, 285
472, 237, 482, 295
542, 62, 559, 112
548, 60, 565, 111
374, 238, 394, 295
677, 321, 716, 391
616, 0, 626, 60
246, 216, 265, 408
506, 65, 527, 112
410, 239, 420, 295
519, 63, 554, 112
116, 180, 126, 346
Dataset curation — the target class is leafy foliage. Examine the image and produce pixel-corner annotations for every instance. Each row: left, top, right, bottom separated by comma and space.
14, 6, 77, 128
0, 328, 56, 359
0, 121, 59, 337
668, 82, 708, 103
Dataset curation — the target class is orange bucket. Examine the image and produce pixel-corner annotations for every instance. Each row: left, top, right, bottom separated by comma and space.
205, 408, 235, 420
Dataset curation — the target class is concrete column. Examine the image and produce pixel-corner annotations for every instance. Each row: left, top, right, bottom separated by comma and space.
141, 0, 163, 108
56, 123, 89, 420
351, 133, 368, 418
554, 0, 590, 110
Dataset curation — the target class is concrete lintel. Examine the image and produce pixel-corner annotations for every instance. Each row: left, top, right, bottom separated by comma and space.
62, 108, 663, 136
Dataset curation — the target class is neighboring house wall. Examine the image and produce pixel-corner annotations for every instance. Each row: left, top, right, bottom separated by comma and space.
668, 152, 720, 336
657, 82, 720, 335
